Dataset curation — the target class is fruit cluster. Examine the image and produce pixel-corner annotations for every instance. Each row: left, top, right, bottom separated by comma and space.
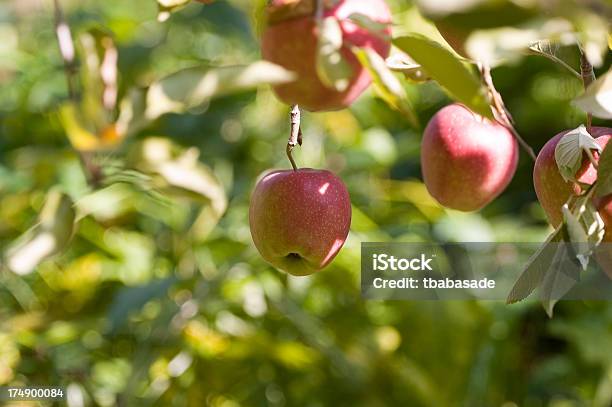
248, 0, 611, 277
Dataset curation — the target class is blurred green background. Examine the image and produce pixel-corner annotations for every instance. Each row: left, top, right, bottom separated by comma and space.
0, 0, 611, 406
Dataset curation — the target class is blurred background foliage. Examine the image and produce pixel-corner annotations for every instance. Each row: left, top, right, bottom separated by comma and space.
0, 0, 611, 406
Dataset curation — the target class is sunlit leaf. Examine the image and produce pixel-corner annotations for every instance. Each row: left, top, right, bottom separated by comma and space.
157, 0, 191, 6
554, 125, 602, 182
59, 103, 123, 151
184, 320, 230, 357
157, 0, 191, 22
129, 138, 227, 217
59, 103, 102, 151
4, 188, 75, 275
316, 17, 353, 92
78, 28, 118, 129
465, 20, 574, 68
353, 47, 419, 127
415, 0, 488, 17
393, 34, 492, 118
116, 88, 147, 138
273, 342, 320, 370
574, 12, 609, 68
579, 201, 606, 245
573, 69, 612, 119
346, 13, 390, 40
103, 228, 156, 285
562, 204, 590, 270
386, 52, 430, 83
75, 182, 138, 222
145, 61, 296, 120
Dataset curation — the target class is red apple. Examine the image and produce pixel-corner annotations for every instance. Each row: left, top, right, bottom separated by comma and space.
249, 168, 351, 276
533, 127, 612, 277
420, 103, 519, 211
533, 127, 611, 227
261, 0, 392, 112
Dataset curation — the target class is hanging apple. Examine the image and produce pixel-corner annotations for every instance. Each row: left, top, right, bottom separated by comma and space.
261, 0, 392, 111
249, 168, 351, 276
421, 103, 519, 211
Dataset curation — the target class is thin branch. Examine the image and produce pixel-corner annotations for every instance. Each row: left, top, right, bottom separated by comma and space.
315, 0, 324, 20
479, 63, 537, 162
579, 50, 595, 132
531, 50, 582, 81
53, 0, 77, 101
53, 0, 103, 188
585, 148, 599, 171
287, 105, 302, 171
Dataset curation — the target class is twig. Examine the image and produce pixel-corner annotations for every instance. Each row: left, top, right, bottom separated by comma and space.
53, 0, 77, 100
53, 0, 103, 188
315, 0, 324, 20
585, 148, 599, 171
287, 105, 302, 171
479, 63, 537, 162
530, 49, 582, 81
579, 50, 595, 132
546, 54, 582, 81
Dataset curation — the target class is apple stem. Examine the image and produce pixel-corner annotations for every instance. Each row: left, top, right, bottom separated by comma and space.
579, 50, 595, 133
585, 148, 599, 171
287, 104, 302, 171
53, 0, 102, 188
479, 63, 537, 162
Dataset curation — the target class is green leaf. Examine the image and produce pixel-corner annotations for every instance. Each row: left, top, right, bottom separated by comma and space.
4, 188, 76, 275
59, 103, 123, 151
107, 277, 176, 334
353, 47, 419, 127
346, 13, 390, 40
315, 17, 353, 92
578, 199, 605, 246
75, 182, 138, 222
78, 28, 118, 128
158, 0, 191, 6
554, 125, 602, 183
573, 13, 609, 68
506, 226, 564, 304
596, 139, 612, 197
116, 88, 147, 138
573, 69, 612, 119
415, 0, 489, 17
393, 34, 492, 118
145, 61, 296, 121
386, 53, 430, 83
157, 0, 191, 22
562, 204, 591, 270
128, 138, 227, 217
466, 24, 574, 68
540, 241, 582, 318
